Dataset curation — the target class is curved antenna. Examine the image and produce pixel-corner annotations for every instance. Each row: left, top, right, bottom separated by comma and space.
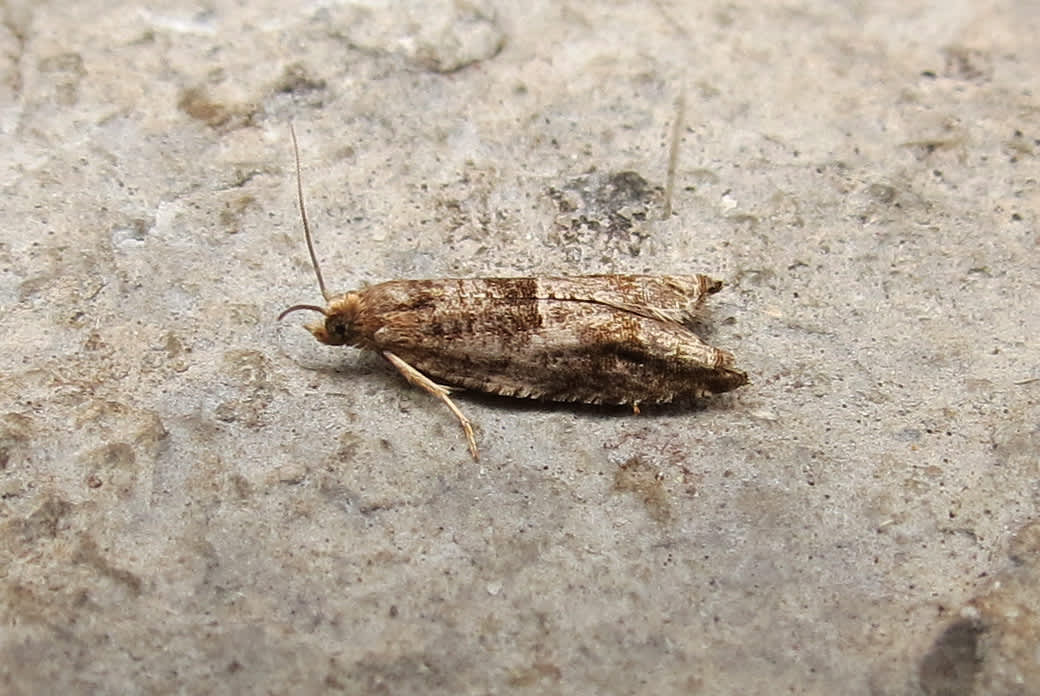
289, 122, 330, 301
277, 304, 328, 321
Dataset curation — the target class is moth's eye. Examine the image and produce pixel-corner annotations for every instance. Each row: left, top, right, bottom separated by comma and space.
324, 316, 352, 346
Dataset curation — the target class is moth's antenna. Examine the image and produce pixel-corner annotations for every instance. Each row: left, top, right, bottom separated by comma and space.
277, 304, 327, 321
289, 122, 330, 301
663, 84, 685, 220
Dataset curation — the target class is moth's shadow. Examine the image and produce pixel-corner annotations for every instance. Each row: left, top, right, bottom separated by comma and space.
681, 314, 738, 342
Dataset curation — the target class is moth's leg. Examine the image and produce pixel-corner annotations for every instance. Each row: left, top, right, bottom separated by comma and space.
382, 351, 479, 461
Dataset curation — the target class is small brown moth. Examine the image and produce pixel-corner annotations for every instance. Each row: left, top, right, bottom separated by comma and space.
279, 126, 748, 460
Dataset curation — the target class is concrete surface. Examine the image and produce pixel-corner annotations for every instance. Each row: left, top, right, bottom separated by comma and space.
2, 0, 1038, 694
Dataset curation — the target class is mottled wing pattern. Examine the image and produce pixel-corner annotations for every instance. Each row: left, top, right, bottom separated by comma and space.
530, 275, 724, 327
361, 277, 746, 404
358, 275, 721, 324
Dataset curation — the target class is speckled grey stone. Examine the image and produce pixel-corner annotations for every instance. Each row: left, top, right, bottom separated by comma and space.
2, 1, 1038, 694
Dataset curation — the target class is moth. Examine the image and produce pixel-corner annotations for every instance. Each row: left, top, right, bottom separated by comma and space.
279, 126, 748, 460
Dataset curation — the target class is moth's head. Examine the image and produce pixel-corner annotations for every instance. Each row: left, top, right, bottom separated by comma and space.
278, 292, 363, 347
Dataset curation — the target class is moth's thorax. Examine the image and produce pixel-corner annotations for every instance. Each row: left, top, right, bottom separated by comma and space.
307, 291, 364, 346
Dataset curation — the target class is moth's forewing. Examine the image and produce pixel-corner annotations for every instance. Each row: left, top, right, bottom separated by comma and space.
356, 277, 747, 405
529, 275, 723, 326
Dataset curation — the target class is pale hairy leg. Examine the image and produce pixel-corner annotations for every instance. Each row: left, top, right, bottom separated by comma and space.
383, 351, 479, 461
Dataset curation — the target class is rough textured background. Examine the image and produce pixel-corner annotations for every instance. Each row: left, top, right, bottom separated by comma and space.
2, 1, 1038, 694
